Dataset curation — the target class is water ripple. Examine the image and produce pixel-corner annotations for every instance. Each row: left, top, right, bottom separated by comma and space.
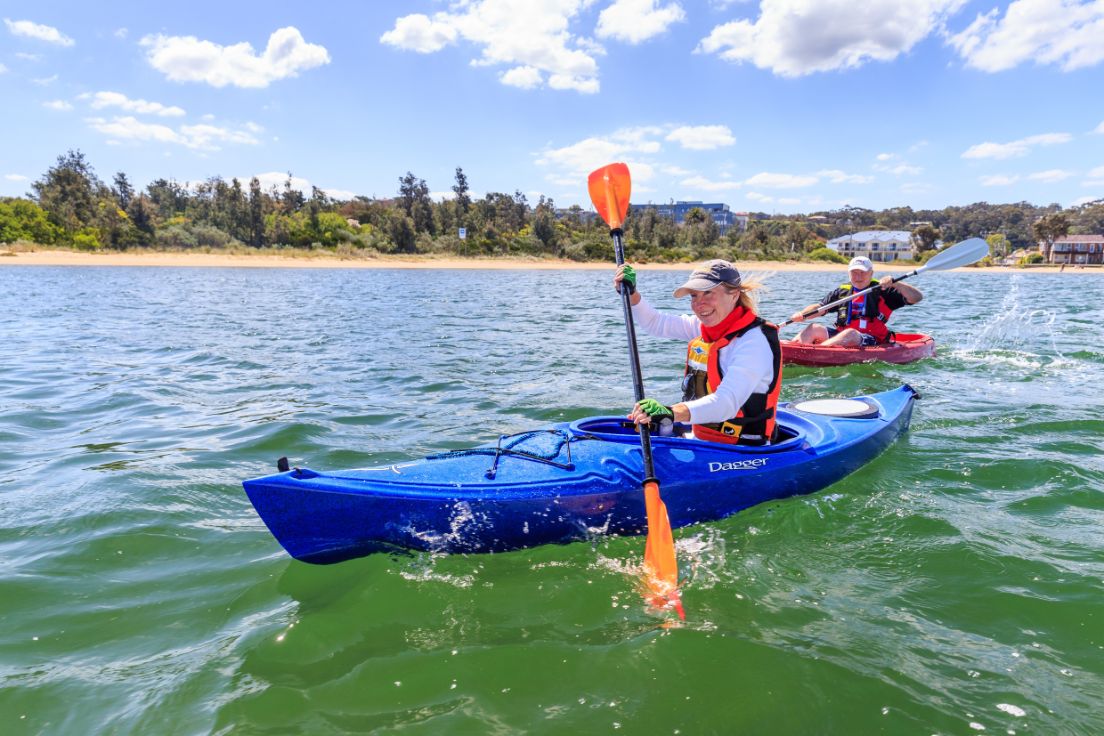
2, 267, 1103, 734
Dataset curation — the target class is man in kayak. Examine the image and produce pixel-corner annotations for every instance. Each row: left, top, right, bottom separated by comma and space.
788, 256, 923, 347
613, 260, 782, 446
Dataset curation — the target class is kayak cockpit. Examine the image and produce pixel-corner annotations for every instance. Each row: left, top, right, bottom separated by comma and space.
568, 416, 809, 453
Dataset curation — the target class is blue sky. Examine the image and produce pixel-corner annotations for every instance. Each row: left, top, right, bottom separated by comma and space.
1, 0, 1103, 215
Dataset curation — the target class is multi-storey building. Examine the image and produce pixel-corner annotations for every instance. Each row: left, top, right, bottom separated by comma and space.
1040, 234, 1104, 264
826, 230, 917, 262
628, 201, 747, 234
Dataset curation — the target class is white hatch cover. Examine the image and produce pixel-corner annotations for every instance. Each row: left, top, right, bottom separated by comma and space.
792, 398, 880, 419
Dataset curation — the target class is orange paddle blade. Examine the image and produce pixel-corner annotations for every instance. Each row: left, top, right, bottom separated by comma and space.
642, 480, 683, 619
587, 163, 631, 230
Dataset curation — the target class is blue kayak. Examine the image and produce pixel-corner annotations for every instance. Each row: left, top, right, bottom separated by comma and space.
243, 385, 917, 564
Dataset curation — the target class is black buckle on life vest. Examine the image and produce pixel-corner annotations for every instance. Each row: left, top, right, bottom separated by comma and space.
727, 406, 776, 426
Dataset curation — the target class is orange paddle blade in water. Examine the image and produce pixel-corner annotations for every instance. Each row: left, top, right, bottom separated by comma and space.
642, 480, 684, 619
587, 163, 631, 230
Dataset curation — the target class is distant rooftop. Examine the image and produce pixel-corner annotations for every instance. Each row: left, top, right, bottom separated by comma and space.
828, 230, 913, 243
1052, 234, 1104, 243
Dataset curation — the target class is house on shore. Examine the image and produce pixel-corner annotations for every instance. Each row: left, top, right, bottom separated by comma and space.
1039, 234, 1104, 264
826, 230, 917, 262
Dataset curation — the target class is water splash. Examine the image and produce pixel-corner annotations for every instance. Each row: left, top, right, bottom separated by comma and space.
960, 275, 1064, 358
401, 501, 488, 554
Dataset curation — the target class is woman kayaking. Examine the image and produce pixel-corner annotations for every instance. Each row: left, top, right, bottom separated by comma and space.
613, 259, 782, 446
788, 256, 923, 347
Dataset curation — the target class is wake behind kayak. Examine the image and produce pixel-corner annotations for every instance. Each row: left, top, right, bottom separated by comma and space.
242, 385, 918, 564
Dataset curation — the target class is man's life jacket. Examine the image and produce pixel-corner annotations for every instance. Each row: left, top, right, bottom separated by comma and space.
681, 308, 783, 446
834, 281, 893, 342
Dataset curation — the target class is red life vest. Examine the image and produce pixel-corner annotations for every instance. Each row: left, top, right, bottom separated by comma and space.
835, 281, 894, 342
681, 308, 783, 446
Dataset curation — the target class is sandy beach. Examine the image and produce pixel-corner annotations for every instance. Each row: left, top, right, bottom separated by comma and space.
0, 248, 1094, 274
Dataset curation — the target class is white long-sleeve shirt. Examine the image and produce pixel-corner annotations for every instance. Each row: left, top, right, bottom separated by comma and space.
631, 295, 775, 426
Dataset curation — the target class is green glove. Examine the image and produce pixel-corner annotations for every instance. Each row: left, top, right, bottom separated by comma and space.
637, 398, 673, 420
619, 264, 637, 294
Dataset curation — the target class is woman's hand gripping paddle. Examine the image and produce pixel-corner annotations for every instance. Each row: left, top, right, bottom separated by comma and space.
779, 237, 991, 327
588, 162, 683, 620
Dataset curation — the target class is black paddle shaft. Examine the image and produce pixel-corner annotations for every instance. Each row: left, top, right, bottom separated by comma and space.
612, 228, 657, 482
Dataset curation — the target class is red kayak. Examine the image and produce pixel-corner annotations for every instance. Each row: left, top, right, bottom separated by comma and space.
782, 333, 936, 367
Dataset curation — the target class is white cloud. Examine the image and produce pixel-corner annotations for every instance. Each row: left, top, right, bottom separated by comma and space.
874, 161, 923, 176
381, 1, 601, 93
1028, 169, 1073, 182
86, 116, 261, 150
818, 169, 874, 184
778, 197, 802, 205
1072, 195, 1104, 206
1095, 121, 1104, 134
1084, 165, 1104, 187
0, 63, 6, 74
380, 13, 458, 52
115, 28, 128, 40
876, 152, 895, 161
80, 91, 185, 117
500, 65, 543, 89
680, 175, 742, 191
32, 74, 58, 86
252, 172, 312, 193
746, 191, 773, 202
1087, 165, 1104, 178
623, 161, 656, 182
980, 174, 1020, 186
4, 18, 74, 46
947, 0, 1104, 73
547, 174, 581, 187
87, 116, 180, 145
962, 132, 1071, 159
597, 0, 686, 44
43, 99, 72, 111
180, 123, 261, 149
5, 174, 28, 181
744, 172, 817, 188
141, 27, 330, 88
322, 188, 358, 201
696, 0, 965, 77
536, 126, 665, 176
665, 125, 735, 150
15, 52, 39, 61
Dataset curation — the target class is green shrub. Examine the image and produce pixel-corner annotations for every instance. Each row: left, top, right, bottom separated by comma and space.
563, 237, 611, 262
154, 224, 198, 249
72, 229, 102, 250
807, 247, 847, 263
191, 224, 235, 249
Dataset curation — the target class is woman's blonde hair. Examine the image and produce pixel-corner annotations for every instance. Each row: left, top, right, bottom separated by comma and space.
723, 273, 767, 314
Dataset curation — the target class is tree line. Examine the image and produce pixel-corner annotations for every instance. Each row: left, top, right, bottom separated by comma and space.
2, 150, 1103, 263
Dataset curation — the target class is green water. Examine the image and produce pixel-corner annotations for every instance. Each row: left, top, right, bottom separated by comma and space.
1, 266, 1101, 735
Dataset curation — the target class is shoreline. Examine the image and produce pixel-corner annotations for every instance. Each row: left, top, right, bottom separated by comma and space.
0, 248, 1095, 274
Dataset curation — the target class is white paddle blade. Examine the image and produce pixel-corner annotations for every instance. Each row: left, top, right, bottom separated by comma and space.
921, 237, 989, 272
